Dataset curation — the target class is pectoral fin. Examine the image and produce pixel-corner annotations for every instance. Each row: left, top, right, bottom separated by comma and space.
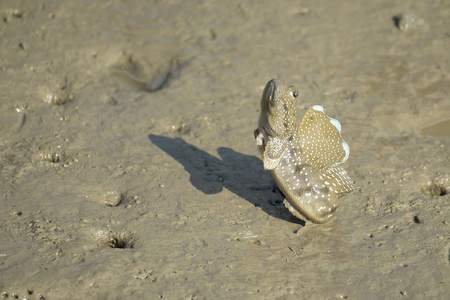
263, 138, 286, 170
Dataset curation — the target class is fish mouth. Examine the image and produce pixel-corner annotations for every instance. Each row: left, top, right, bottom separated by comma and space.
262, 79, 281, 106
260, 79, 281, 138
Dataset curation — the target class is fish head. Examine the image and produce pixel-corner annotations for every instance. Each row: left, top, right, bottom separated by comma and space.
258, 79, 299, 140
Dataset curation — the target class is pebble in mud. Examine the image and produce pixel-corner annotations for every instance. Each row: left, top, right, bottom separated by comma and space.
393, 13, 425, 31
2, 9, 23, 22
40, 76, 72, 106
98, 191, 123, 207
170, 122, 190, 135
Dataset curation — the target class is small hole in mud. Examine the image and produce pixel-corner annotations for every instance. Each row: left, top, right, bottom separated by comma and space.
269, 199, 284, 206
271, 182, 281, 194
413, 215, 421, 224
92, 230, 134, 249
392, 15, 401, 28
421, 182, 447, 196
38, 144, 65, 163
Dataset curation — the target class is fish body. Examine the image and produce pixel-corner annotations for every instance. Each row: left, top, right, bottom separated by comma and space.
255, 79, 355, 223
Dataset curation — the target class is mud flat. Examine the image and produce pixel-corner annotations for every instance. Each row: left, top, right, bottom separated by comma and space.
0, 1, 449, 299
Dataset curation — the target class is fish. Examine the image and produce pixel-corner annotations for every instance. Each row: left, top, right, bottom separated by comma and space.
254, 79, 355, 223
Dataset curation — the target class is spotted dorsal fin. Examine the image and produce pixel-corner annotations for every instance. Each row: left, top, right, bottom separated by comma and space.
297, 105, 355, 196
298, 105, 350, 172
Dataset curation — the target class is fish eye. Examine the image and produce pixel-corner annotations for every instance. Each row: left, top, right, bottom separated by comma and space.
289, 86, 298, 98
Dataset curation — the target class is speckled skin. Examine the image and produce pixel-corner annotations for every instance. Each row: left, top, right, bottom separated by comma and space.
255, 79, 355, 223
255, 79, 299, 170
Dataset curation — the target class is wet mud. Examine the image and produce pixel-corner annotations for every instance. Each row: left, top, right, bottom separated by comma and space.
0, 0, 449, 299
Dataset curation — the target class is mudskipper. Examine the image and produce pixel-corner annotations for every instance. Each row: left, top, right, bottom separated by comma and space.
254, 79, 355, 223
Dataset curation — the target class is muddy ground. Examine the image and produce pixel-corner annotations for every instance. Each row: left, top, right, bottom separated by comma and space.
0, 0, 449, 299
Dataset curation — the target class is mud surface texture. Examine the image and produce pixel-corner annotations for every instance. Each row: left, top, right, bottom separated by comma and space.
1, 1, 449, 299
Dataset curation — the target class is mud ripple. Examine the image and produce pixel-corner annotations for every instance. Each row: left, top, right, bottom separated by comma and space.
108, 50, 180, 92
